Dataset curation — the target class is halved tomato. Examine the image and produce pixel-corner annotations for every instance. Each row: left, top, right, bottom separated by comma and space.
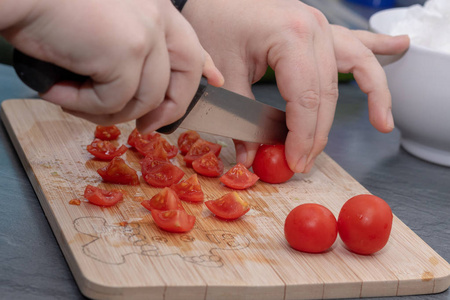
151, 209, 196, 233
94, 125, 121, 140
141, 187, 184, 211
205, 191, 250, 220
86, 138, 128, 160
220, 163, 259, 190
97, 157, 140, 185
140, 156, 185, 188
135, 136, 178, 159
127, 128, 161, 148
84, 185, 123, 207
178, 130, 200, 155
170, 174, 204, 203
183, 138, 222, 167
192, 152, 224, 177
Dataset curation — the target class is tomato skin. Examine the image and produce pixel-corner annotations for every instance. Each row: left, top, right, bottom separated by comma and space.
95, 125, 121, 140
338, 194, 393, 255
184, 138, 222, 167
252, 144, 294, 184
135, 136, 178, 159
170, 174, 204, 203
192, 152, 224, 177
141, 187, 184, 211
220, 163, 259, 190
140, 156, 185, 188
178, 130, 200, 155
86, 138, 128, 160
284, 203, 338, 253
205, 192, 250, 220
151, 209, 196, 233
127, 128, 160, 148
84, 185, 123, 207
97, 157, 140, 185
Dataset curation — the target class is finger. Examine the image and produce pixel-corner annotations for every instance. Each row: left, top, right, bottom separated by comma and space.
234, 140, 260, 168
203, 51, 225, 88
351, 30, 410, 54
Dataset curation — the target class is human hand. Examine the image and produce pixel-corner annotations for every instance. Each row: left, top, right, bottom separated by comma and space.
0, 0, 223, 132
182, 0, 409, 173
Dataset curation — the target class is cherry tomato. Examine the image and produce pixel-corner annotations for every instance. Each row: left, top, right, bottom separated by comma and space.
97, 157, 139, 185
141, 187, 184, 211
220, 163, 259, 190
127, 128, 161, 148
86, 138, 128, 160
140, 156, 185, 188
178, 130, 200, 155
184, 138, 222, 167
252, 144, 294, 184
84, 185, 123, 207
192, 151, 224, 177
205, 192, 250, 220
94, 125, 121, 140
151, 209, 196, 233
338, 194, 393, 255
170, 174, 204, 203
284, 203, 338, 253
135, 136, 178, 158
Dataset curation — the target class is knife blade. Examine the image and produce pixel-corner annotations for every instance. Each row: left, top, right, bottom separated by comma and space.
13, 49, 288, 144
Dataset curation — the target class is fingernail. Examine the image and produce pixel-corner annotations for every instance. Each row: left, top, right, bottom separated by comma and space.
294, 155, 308, 173
387, 109, 395, 130
235, 143, 247, 165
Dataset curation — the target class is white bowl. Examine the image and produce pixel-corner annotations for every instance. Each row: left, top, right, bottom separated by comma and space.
369, 8, 450, 166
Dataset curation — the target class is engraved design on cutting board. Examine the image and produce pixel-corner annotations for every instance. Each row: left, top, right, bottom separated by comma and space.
74, 217, 250, 267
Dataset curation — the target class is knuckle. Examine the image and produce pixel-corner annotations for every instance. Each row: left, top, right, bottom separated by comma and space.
297, 90, 320, 111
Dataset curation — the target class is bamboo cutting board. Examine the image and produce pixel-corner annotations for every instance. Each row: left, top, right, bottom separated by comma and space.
1, 99, 449, 300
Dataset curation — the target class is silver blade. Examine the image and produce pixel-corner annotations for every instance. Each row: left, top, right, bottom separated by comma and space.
178, 85, 288, 144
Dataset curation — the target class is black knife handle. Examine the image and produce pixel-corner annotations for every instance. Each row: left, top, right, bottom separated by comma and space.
13, 49, 88, 93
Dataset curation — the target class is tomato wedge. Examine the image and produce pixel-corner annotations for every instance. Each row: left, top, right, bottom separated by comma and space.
151, 209, 196, 233
127, 128, 161, 148
192, 152, 224, 177
140, 156, 185, 188
220, 163, 259, 190
184, 138, 222, 167
205, 192, 250, 220
94, 125, 121, 140
84, 185, 123, 207
135, 136, 178, 159
97, 157, 140, 185
170, 174, 204, 203
141, 187, 184, 211
178, 130, 200, 155
86, 138, 128, 160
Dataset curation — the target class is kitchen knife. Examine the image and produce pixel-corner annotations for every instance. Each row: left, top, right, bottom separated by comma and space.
13, 49, 288, 144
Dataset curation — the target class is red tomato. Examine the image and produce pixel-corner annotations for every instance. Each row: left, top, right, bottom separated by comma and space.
97, 157, 139, 185
338, 194, 393, 255
86, 138, 128, 160
220, 163, 259, 190
135, 136, 178, 159
140, 156, 185, 188
141, 187, 184, 211
284, 203, 338, 253
252, 144, 294, 184
178, 130, 200, 155
170, 174, 204, 203
94, 125, 121, 140
151, 209, 196, 233
192, 152, 224, 177
205, 192, 250, 220
127, 128, 161, 148
184, 138, 222, 167
84, 185, 123, 207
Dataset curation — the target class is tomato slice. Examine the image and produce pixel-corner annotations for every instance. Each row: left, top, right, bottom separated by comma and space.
151, 209, 196, 233
140, 156, 185, 187
97, 156, 140, 185
205, 191, 250, 220
220, 163, 259, 190
183, 138, 222, 167
86, 138, 128, 160
170, 174, 204, 203
127, 128, 161, 148
94, 125, 121, 140
141, 187, 184, 211
84, 185, 123, 207
135, 136, 178, 159
192, 151, 224, 177
178, 130, 200, 155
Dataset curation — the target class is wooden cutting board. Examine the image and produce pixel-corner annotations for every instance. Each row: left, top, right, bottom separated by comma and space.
1, 99, 449, 300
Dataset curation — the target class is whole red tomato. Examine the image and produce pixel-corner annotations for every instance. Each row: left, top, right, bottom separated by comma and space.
338, 194, 393, 255
252, 144, 294, 184
284, 203, 338, 253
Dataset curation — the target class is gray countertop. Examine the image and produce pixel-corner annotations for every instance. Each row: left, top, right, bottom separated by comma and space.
0, 63, 448, 299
